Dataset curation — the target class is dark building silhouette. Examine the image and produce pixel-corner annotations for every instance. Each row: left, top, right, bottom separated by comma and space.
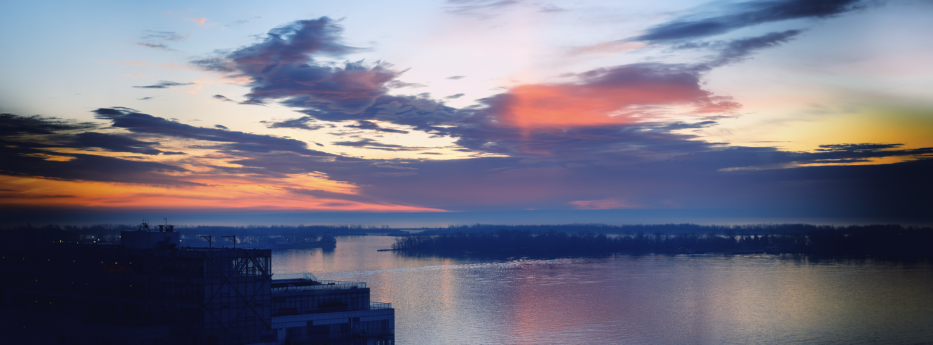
0, 223, 394, 345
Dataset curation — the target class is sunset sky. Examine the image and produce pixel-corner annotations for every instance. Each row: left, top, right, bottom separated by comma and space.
1, 0, 931, 226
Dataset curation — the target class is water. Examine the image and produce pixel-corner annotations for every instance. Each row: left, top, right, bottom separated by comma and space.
272, 236, 933, 344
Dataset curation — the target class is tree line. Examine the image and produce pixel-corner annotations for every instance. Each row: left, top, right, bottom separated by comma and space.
394, 224, 933, 258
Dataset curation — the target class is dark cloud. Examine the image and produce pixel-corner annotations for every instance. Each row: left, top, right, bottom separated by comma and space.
0, 113, 182, 157
194, 126, 931, 216
345, 120, 409, 134
816, 143, 901, 152
808, 143, 933, 162
139, 97, 153, 100
136, 43, 174, 51
386, 80, 427, 88
288, 94, 462, 134
657, 121, 719, 131
0, 115, 194, 186
681, 30, 804, 68
69, 132, 165, 155
315, 146, 932, 214
213, 94, 234, 102
0, 145, 195, 186
633, 0, 864, 43
133, 81, 194, 89
241, 59, 399, 110
331, 138, 421, 151
191, 58, 234, 72
193, 18, 402, 114
214, 124, 228, 129
0, 113, 97, 136
447, 76, 465, 80
92, 107, 333, 157
262, 116, 326, 131
445, 93, 465, 99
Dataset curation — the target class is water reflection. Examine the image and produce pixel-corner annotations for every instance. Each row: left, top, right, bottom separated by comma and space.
273, 236, 933, 345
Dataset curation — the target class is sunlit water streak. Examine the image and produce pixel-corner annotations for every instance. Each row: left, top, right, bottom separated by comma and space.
272, 236, 933, 345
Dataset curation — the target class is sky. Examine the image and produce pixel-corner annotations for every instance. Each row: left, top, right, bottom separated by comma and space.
1, 0, 932, 226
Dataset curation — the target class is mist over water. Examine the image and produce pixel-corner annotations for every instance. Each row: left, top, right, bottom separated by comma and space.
273, 236, 933, 345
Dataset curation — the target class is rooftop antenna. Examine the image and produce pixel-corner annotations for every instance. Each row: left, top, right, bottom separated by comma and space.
200, 235, 212, 250
222, 235, 237, 249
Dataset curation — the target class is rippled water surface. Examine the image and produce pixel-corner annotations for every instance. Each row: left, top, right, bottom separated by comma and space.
272, 236, 933, 345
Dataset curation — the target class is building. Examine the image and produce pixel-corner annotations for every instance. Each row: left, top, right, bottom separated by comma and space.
0, 223, 394, 345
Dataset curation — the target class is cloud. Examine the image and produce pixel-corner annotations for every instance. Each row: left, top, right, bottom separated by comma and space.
632, 0, 864, 43
212, 94, 234, 102
386, 80, 427, 88
136, 30, 188, 50
139, 97, 153, 100
0, 146, 193, 185
345, 120, 409, 134
807, 143, 933, 163
331, 138, 421, 151
190, 58, 234, 72
185, 18, 207, 25
214, 124, 228, 129
92, 107, 334, 157
136, 42, 174, 51
262, 116, 326, 131
68, 132, 167, 155
815, 143, 902, 152
133, 81, 194, 89
475, 62, 739, 132
0, 114, 192, 185
0, 113, 97, 136
445, 93, 465, 99
685, 30, 804, 68
447, 76, 465, 80
288, 94, 461, 134
194, 18, 403, 114
141, 30, 187, 41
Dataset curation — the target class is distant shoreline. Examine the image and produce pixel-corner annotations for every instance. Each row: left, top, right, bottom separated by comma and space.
4, 223, 931, 258
391, 224, 933, 259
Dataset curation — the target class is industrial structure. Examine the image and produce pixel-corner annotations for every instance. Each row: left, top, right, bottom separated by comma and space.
0, 222, 394, 345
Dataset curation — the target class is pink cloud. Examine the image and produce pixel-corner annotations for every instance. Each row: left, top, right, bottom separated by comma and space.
484, 63, 740, 134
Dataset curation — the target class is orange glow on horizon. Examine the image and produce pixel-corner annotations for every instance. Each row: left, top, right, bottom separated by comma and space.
0, 174, 444, 212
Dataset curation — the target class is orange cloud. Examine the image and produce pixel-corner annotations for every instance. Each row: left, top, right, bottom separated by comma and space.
185, 18, 207, 25
0, 174, 443, 212
499, 82, 733, 131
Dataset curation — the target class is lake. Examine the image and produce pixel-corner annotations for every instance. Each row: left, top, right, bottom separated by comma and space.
272, 235, 933, 344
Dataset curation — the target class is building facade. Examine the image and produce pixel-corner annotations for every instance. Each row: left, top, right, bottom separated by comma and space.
0, 226, 394, 345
